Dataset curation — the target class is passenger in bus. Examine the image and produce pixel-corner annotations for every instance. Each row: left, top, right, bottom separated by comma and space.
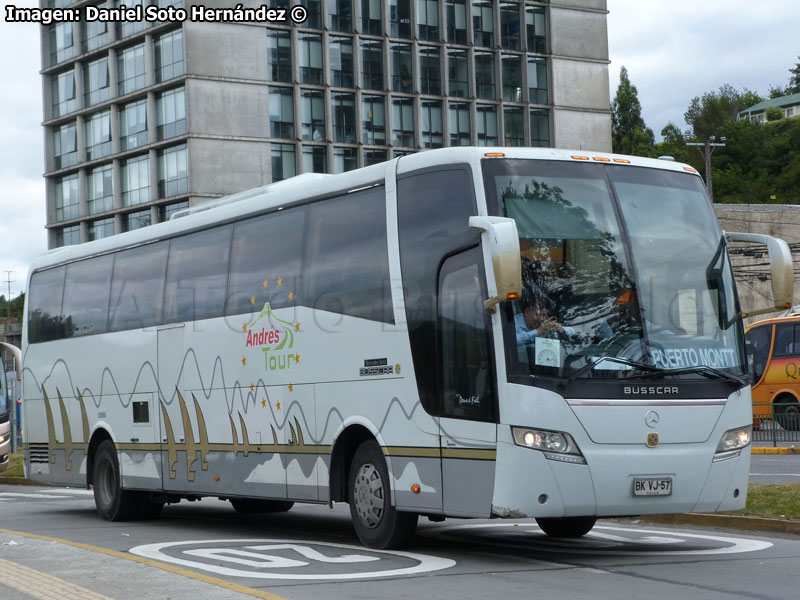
515, 292, 576, 346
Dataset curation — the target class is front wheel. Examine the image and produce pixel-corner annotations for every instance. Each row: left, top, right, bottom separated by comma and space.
92, 440, 140, 521
535, 516, 597, 538
349, 441, 417, 549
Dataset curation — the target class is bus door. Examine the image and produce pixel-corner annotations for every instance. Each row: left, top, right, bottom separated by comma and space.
437, 247, 498, 517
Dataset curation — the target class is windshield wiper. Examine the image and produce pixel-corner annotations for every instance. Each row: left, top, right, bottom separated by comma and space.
656, 365, 746, 386
560, 356, 661, 388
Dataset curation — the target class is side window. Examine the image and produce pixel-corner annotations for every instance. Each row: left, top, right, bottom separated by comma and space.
305, 186, 392, 322
397, 166, 480, 414
164, 226, 233, 323
28, 267, 66, 343
109, 242, 169, 331
745, 325, 772, 384
439, 248, 496, 421
773, 323, 800, 358
62, 255, 113, 337
228, 208, 305, 316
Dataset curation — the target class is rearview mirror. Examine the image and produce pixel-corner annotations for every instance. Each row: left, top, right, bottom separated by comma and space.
724, 231, 794, 318
469, 216, 522, 312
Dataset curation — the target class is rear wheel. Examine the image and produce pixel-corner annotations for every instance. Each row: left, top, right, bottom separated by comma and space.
775, 395, 800, 431
535, 516, 597, 538
92, 440, 140, 521
349, 441, 417, 549
230, 499, 294, 514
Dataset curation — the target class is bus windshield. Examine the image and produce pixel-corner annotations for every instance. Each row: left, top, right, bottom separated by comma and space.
484, 159, 746, 382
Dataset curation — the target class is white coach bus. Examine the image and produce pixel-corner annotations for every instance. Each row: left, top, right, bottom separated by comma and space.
22, 148, 793, 548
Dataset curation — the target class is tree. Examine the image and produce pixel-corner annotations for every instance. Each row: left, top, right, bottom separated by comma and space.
769, 84, 787, 99
611, 66, 655, 156
684, 84, 763, 139
765, 106, 784, 121
788, 56, 800, 94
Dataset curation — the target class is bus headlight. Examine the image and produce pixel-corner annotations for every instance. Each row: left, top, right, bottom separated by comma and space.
713, 425, 751, 462
511, 427, 586, 464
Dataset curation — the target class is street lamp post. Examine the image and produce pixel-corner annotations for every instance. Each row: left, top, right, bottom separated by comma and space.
687, 136, 726, 200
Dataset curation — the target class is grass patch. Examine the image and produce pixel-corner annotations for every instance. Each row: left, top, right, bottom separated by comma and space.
727, 484, 800, 520
0, 453, 24, 479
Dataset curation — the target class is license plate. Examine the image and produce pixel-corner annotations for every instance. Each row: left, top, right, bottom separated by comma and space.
633, 477, 672, 496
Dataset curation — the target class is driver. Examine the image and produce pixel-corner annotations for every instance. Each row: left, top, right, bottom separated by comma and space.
515, 293, 575, 346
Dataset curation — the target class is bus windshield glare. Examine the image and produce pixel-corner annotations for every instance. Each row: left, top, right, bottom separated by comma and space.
484, 159, 746, 382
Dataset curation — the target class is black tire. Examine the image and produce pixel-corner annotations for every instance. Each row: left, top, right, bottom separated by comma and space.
230, 498, 295, 514
92, 440, 141, 521
535, 516, 597, 538
775, 396, 800, 431
348, 441, 417, 549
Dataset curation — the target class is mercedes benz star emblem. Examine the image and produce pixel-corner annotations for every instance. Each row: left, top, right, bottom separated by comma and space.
645, 410, 660, 428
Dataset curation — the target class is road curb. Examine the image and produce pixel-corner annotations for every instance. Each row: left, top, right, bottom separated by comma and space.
752, 446, 800, 454
0, 477, 47, 486
638, 512, 800, 535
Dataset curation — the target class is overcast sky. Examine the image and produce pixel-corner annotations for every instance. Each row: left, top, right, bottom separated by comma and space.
0, 0, 798, 299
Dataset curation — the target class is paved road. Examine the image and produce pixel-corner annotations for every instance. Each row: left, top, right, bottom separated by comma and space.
1, 483, 799, 600
750, 453, 800, 484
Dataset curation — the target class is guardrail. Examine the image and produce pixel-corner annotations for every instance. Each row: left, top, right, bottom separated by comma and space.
753, 402, 800, 445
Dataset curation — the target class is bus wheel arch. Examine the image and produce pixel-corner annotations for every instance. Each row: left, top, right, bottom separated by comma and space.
773, 393, 800, 431
90, 437, 141, 521
86, 428, 113, 489
329, 424, 376, 503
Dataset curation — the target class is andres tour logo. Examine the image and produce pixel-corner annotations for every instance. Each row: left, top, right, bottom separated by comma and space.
243, 302, 301, 372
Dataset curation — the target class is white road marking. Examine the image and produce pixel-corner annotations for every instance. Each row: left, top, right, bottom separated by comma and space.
750, 473, 800, 477
130, 539, 455, 580
42, 489, 94, 496
0, 493, 70, 499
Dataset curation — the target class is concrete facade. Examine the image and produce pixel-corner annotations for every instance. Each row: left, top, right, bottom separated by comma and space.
41, 0, 612, 248
714, 204, 800, 325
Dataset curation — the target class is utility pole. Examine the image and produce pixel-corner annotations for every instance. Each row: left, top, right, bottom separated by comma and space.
3, 271, 13, 319
687, 136, 726, 201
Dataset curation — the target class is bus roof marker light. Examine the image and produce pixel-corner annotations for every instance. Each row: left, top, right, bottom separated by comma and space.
592, 157, 611, 162
571, 155, 590, 160
484, 152, 505, 157
683, 167, 698, 173
613, 158, 631, 164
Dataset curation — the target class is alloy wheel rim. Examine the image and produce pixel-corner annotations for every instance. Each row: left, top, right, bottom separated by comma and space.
353, 462, 384, 528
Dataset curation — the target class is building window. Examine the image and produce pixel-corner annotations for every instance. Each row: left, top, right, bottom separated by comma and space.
120, 99, 148, 150
53, 70, 76, 117
389, 0, 411, 38
332, 93, 356, 143
158, 200, 189, 222
50, 22, 74, 65
271, 143, 296, 182
333, 146, 358, 173
392, 97, 415, 147
267, 29, 292, 83
89, 217, 115, 241
526, 5, 546, 53
125, 209, 152, 232
361, 0, 383, 35
502, 54, 523, 102
476, 104, 497, 145
361, 40, 384, 90
528, 56, 547, 104
473, 1, 494, 47
364, 148, 387, 165
119, 0, 147, 37
155, 29, 184, 83
53, 122, 78, 170
417, 0, 440, 42
85, 110, 112, 161
391, 43, 413, 93
88, 163, 114, 214
269, 87, 295, 139
298, 0, 322, 27
529, 108, 549, 147
55, 225, 80, 247
55, 174, 80, 221
300, 90, 325, 141
157, 87, 186, 140
84, 57, 111, 106
500, 3, 520, 50
421, 100, 443, 148
298, 33, 324, 85
362, 95, 386, 144
122, 154, 150, 206
330, 37, 355, 88
118, 43, 146, 96
445, 0, 467, 44
475, 52, 496, 99
504, 106, 523, 146
447, 49, 469, 97
83, 5, 110, 52
328, 0, 352, 31
449, 102, 470, 146
158, 144, 188, 198
302, 145, 327, 173
420, 47, 441, 95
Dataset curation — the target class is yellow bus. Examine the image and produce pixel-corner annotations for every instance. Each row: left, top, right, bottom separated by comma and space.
745, 314, 800, 431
